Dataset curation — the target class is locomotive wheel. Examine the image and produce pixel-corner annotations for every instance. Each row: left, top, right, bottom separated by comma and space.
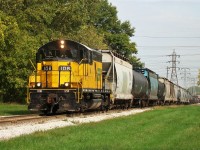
41, 105, 51, 115
52, 104, 59, 114
41, 110, 48, 115
42, 109, 51, 115
80, 107, 85, 113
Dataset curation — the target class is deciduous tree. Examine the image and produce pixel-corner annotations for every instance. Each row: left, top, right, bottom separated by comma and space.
0, 0, 142, 102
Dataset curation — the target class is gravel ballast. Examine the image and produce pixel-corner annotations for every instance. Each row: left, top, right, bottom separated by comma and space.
0, 108, 151, 141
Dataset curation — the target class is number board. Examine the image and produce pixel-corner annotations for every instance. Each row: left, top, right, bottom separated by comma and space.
59, 66, 71, 71
42, 66, 52, 71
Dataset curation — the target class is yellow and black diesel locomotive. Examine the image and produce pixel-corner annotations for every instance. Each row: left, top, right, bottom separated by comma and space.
27, 40, 110, 114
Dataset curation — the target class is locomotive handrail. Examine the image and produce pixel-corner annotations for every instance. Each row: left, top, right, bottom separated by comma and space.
77, 82, 83, 103
29, 59, 36, 71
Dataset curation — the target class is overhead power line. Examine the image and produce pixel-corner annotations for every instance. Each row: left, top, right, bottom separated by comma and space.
137, 46, 200, 48
135, 36, 200, 39
180, 54, 200, 56
138, 54, 200, 57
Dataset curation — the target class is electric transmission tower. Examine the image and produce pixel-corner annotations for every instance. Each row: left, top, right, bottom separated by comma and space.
167, 50, 180, 85
180, 68, 190, 88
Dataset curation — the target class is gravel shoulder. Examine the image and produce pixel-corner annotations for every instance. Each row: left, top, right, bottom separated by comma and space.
0, 108, 151, 141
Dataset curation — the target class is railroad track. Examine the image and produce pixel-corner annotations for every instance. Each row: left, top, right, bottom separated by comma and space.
0, 108, 133, 126
0, 114, 45, 125
0, 111, 101, 126
0, 105, 175, 126
0, 113, 73, 126
0, 104, 188, 127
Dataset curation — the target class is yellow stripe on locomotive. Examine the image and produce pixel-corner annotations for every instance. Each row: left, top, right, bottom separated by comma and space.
29, 60, 102, 89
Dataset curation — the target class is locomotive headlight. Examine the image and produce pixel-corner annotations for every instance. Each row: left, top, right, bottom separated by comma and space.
60, 40, 65, 49
60, 44, 65, 49
36, 82, 42, 88
60, 40, 65, 44
64, 82, 69, 87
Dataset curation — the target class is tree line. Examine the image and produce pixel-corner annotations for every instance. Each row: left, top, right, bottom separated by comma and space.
0, 0, 142, 103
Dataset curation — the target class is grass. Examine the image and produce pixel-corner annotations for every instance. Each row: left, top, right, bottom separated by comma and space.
0, 103, 32, 116
0, 105, 200, 150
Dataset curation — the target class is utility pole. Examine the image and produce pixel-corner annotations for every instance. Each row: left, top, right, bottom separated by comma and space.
167, 50, 180, 85
180, 68, 190, 88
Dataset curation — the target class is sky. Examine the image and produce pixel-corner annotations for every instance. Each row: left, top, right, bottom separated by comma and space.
108, 0, 200, 88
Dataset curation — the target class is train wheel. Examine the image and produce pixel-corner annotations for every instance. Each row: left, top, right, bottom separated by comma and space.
145, 100, 149, 107
139, 100, 143, 108
41, 110, 48, 115
100, 105, 106, 112
80, 107, 85, 113
124, 102, 128, 109
52, 105, 58, 114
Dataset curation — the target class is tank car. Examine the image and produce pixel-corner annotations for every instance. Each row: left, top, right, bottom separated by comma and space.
135, 68, 159, 106
27, 40, 110, 114
132, 70, 149, 107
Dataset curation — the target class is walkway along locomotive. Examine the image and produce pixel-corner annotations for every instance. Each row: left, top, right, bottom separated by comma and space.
27, 40, 193, 114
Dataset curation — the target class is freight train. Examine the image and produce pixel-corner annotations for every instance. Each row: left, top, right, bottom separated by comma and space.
27, 40, 196, 114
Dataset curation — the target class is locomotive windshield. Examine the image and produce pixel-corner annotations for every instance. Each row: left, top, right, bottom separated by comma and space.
36, 40, 89, 62
40, 48, 77, 59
